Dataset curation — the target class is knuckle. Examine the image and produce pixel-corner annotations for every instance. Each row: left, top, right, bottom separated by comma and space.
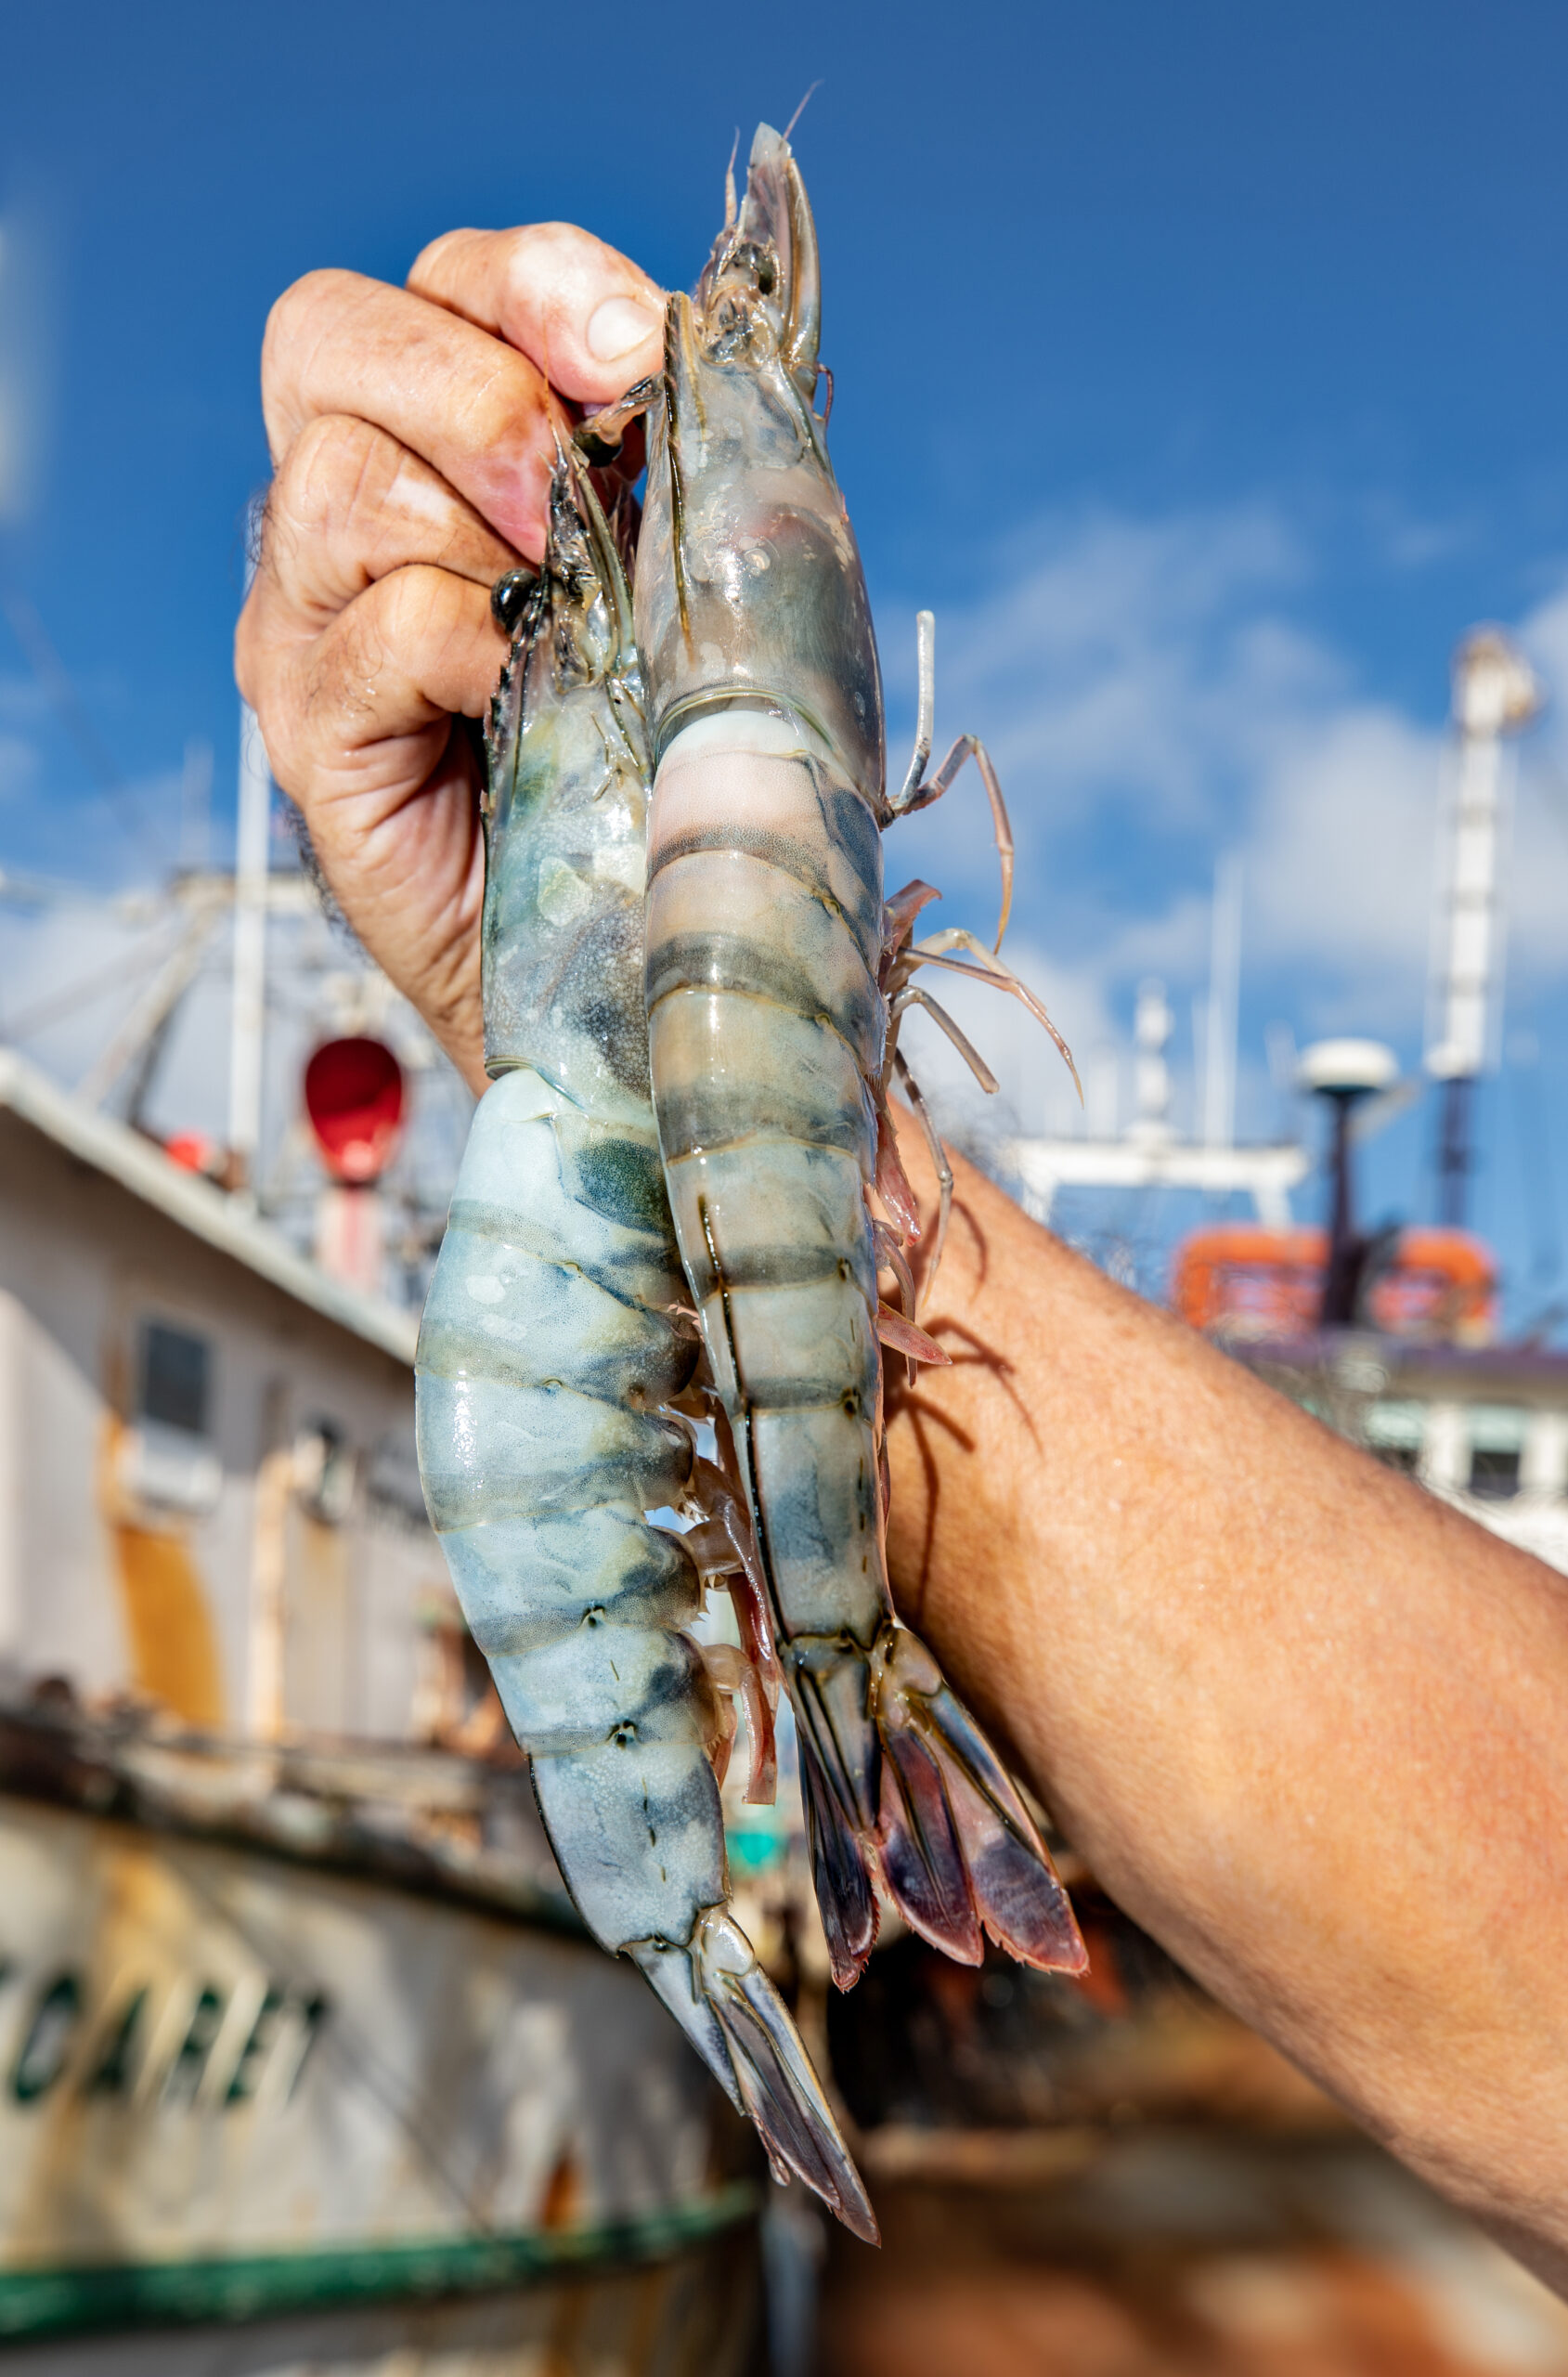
407, 226, 477, 288
262, 267, 360, 369
312, 595, 391, 725
236, 652, 303, 797
459, 363, 541, 456
504, 219, 577, 268
356, 566, 418, 652
278, 411, 385, 539
373, 562, 459, 652
239, 567, 487, 806
502, 221, 597, 307
233, 600, 264, 710
315, 570, 449, 727
261, 270, 382, 462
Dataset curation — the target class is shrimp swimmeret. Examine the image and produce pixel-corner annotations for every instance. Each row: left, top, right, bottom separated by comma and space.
414, 460, 875, 2238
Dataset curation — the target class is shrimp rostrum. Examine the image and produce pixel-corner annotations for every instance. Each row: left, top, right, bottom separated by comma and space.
414, 459, 875, 2238
629, 126, 1086, 1994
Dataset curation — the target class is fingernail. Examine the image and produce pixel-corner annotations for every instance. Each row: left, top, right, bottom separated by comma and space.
586, 293, 662, 362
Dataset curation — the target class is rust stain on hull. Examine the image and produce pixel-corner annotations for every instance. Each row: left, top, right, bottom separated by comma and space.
110, 1529, 223, 1728
98, 1417, 224, 1728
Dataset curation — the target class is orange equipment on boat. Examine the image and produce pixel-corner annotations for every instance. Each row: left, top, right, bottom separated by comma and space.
1173, 1226, 1497, 1344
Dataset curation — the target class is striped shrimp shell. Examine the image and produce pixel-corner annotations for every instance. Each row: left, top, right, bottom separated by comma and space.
414, 461, 875, 2238
632, 125, 1086, 1991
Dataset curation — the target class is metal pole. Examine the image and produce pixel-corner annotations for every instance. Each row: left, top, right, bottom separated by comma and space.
1131, 979, 1173, 1145
1435, 1074, 1473, 1230
1319, 1093, 1361, 1326
1430, 715, 1502, 1226
1298, 1040, 1397, 1330
229, 702, 271, 1208
1425, 629, 1540, 1230
1203, 854, 1243, 1153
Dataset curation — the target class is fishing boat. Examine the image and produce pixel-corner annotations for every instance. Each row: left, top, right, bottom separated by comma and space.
0, 1050, 761, 2372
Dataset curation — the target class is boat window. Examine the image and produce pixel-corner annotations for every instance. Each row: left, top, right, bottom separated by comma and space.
137, 1322, 212, 1439
1362, 1399, 1424, 1474
1468, 1405, 1526, 1500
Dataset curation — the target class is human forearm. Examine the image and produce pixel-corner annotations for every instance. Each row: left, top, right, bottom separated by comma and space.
885, 1133, 1568, 2283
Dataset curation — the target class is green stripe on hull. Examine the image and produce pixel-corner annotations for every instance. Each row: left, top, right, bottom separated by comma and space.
0, 2184, 758, 2340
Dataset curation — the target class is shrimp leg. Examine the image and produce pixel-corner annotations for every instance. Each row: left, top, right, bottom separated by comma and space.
888, 609, 1016, 952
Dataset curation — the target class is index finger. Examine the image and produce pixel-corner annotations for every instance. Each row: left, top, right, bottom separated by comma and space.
408, 223, 665, 408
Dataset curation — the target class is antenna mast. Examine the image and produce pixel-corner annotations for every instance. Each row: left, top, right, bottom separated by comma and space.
1425, 628, 1541, 1227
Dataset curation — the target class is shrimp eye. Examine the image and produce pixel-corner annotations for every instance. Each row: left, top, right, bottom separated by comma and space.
584, 1605, 606, 1628
575, 423, 623, 468
611, 1721, 638, 1747
490, 566, 538, 635
730, 240, 775, 296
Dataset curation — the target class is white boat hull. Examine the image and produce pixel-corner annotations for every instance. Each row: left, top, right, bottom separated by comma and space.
0, 1729, 759, 2368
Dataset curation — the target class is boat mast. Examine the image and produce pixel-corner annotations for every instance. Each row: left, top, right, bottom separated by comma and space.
1426, 629, 1541, 1227
228, 701, 273, 1212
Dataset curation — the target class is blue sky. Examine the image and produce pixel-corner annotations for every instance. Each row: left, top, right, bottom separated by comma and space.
4, 0, 1568, 1321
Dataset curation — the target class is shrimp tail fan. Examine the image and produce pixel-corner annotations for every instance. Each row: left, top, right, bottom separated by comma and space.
872, 1625, 1087, 1976
790, 1636, 880, 1991
634, 1909, 878, 2244
797, 1734, 879, 1992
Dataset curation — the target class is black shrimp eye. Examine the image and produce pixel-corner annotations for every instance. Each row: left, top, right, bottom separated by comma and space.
730, 239, 777, 296
490, 565, 538, 635
574, 425, 623, 467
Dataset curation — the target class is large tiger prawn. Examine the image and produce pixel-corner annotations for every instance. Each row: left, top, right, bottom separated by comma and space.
625, 125, 1087, 1996
414, 457, 875, 2237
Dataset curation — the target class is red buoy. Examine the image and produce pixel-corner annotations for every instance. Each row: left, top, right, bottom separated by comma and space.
304, 1037, 406, 1185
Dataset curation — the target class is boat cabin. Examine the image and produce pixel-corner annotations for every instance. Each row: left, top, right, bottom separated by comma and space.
0, 1051, 458, 1741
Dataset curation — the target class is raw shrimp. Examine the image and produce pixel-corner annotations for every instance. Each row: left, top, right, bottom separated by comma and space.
628, 125, 1087, 1991
414, 457, 875, 2237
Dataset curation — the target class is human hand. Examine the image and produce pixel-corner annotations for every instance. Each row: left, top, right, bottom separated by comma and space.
235, 227, 665, 1089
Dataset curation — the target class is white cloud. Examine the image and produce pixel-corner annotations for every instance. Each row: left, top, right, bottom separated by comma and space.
914, 505, 1319, 840
1245, 705, 1443, 1020
884, 503, 1568, 1131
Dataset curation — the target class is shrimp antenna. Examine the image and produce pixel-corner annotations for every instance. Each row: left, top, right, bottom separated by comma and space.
783, 80, 823, 141
724, 128, 740, 227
